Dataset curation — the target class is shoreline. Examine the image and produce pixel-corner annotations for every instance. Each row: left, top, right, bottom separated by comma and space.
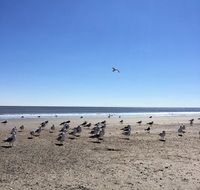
0, 111, 200, 120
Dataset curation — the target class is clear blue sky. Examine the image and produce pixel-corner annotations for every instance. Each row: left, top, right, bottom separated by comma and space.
0, 0, 199, 107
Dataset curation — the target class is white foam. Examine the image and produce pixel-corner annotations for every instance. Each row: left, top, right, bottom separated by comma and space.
0, 112, 200, 119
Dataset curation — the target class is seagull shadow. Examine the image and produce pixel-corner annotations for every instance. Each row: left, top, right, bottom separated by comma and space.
92, 141, 101, 144
159, 139, 166, 142
27, 137, 34, 139
69, 137, 76, 140
1, 145, 12, 148
55, 143, 64, 146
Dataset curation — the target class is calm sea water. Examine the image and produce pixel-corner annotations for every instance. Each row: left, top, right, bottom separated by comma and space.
0, 106, 200, 119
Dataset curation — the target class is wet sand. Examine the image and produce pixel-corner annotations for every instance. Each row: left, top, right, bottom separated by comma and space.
0, 115, 200, 190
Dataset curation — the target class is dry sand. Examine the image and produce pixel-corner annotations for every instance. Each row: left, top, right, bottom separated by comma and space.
0, 115, 200, 190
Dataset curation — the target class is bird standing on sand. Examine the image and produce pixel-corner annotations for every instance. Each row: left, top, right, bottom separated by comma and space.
178, 126, 185, 136
112, 67, 120, 73
10, 127, 17, 134
85, 123, 91, 128
145, 127, 151, 133
147, 121, 154, 126
29, 131, 35, 139
189, 119, 194, 126
49, 125, 55, 133
1, 120, 7, 124
121, 125, 131, 140
3, 132, 16, 147
19, 125, 24, 132
34, 127, 42, 136
159, 131, 166, 141
120, 120, 124, 124
57, 132, 66, 145
97, 128, 105, 142
137, 120, 142, 125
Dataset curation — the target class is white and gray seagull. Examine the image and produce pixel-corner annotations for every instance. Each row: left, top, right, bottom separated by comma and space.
112, 67, 120, 73
3, 132, 16, 147
159, 131, 166, 141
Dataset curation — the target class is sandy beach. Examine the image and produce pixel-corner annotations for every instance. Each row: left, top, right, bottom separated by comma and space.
1, 115, 200, 190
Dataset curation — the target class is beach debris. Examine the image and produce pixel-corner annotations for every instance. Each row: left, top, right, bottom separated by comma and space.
112, 67, 120, 73
159, 131, 166, 141
3, 132, 16, 147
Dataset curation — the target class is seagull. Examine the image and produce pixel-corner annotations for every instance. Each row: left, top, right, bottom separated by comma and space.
145, 127, 151, 133
10, 127, 17, 134
3, 132, 16, 147
49, 125, 55, 133
147, 121, 154, 126
91, 126, 100, 135
120, 120, 124, 124
19, 125, 25, 132
178, 126, 185, 136
101, 120, 106, 125
29, 131, 35, 139
60, 124, 70, 132
137, 120, 142, 125
85, 123, 92, 128
34, 127, 42, 136
121, 125, 131, 132
1, 120, 7, 124
56, 132, 66, 145
76, 126, 82, 134
81, 121, 87, 126
149, 116, 153, 119
159, 131, 166, 141
96, 128, 105, 142
122, 129, 131, 140
69, 128, 78, 138
112, 67, 120, 73
189, 119, 194, 126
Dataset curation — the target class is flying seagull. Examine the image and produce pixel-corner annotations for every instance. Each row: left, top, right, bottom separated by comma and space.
112, 67, 120, 73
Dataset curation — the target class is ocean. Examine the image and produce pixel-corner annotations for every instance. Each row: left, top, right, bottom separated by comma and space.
0, 106, 200, 119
